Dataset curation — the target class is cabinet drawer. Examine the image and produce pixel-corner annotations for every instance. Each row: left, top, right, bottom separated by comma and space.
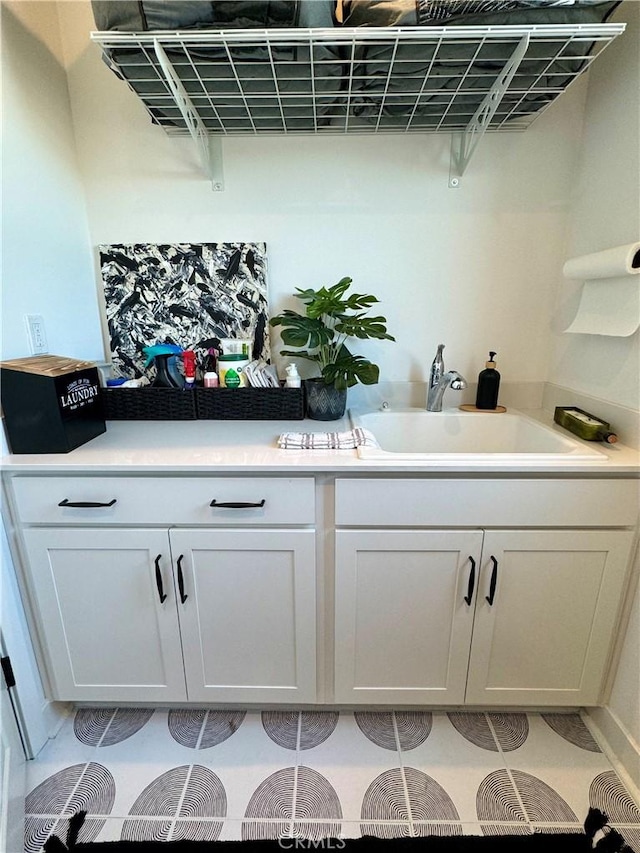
335, 478, 638, 527
10, 476, 315, 526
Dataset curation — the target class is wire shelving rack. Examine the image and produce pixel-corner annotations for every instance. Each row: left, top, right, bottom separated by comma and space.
91, 23, 625, 187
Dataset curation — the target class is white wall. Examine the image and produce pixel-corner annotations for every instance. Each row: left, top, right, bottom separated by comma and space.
7, 2, 636, 394
0, 0, 92, 754
548, 1, 640, 788
547, 1, 640, 410
1, 1, 102, 362
56, 0, 591, 388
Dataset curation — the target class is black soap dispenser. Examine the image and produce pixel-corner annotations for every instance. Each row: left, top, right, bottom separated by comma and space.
475, 351, 500, 410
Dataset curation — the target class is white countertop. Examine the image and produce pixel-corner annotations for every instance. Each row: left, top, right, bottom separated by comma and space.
2, 408, 638, 475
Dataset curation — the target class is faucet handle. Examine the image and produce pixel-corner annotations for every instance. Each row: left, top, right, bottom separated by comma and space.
449, 371, 467, 391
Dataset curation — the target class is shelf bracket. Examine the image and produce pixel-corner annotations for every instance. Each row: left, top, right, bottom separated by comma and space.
153, 40, 224, 191
449, 33, 530, 188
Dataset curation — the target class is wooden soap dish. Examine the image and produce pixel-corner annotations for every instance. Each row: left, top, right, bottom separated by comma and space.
459, 404, 507, 413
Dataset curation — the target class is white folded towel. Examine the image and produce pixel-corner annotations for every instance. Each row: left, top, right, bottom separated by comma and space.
278, 427, 379, 450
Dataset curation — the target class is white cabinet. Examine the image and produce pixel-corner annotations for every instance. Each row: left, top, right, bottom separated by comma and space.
334, 527, 633, 706
21, 526, 316, 703
21, 528, 186, 703
335, 530, 483, 704
13, 476, 317, 704
465, 530, 634, 706
169, 529, 316, 703
334, 478, 636, 707
7, 471, 637, 708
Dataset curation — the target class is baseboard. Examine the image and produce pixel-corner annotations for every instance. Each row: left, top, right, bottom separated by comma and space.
28, 699, 72, 759
44, 699, 71, 738
583, 707, 640, 805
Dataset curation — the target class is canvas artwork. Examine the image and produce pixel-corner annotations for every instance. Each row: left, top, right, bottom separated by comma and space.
99, 242, 269, 378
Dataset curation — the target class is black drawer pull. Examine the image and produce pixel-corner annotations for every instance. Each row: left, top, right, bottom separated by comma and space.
209, 499, 266, 509
177, 555, 188, 604
154, 555, 167, 604
58, 498, 117, 508
464, 556, 476, 606
485, 556, 498, 606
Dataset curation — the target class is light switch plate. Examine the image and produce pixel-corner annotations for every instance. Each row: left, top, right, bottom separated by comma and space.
24, 314, 48, 354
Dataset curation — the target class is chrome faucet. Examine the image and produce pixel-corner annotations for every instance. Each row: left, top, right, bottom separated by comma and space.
427, 344, 467, 412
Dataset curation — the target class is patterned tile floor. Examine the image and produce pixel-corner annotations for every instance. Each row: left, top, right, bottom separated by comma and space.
25, 709, 640, 851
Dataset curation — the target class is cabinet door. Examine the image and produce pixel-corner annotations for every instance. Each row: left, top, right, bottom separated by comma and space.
169, 529, 316, 703
466, 530, 634, 706
21, 529, 187, 702
334, 530, 483, 704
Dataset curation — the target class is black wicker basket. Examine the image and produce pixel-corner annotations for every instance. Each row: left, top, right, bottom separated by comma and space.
195, 386, 304, 420
101, 386, 197, 420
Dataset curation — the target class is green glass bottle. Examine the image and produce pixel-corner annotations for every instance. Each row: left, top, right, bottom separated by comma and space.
554, 407, 618, 443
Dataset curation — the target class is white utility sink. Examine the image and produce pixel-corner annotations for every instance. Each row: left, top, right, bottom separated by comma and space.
350, 408, 607, 462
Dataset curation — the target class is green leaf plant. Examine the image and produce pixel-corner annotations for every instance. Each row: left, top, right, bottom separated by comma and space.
269, 277, 395, 391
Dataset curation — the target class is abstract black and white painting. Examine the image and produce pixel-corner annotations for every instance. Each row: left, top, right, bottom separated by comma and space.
99, 242, 269, 378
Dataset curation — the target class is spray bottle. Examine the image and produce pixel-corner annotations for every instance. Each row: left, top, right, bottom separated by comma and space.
143, 343, 184, 388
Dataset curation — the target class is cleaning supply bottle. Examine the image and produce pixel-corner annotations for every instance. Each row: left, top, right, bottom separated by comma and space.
218, 353, 249, 388
182, 350, 196, 389
143, 343, 184, 388
475, 351, 500, 410
203, 347, 219, 388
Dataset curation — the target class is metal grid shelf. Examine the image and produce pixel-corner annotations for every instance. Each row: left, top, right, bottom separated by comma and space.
91, 23, 624, 185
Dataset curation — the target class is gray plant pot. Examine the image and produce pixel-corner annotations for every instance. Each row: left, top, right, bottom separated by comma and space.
305, 378, 347, 421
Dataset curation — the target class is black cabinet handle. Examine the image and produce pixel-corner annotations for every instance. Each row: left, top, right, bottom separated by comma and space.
58, 498, 117, 508
154, 555, 167, 604
209, 499, 266, 509
176, 555, 188, 604
485, 556, 498, 606
464, 556, 476, 606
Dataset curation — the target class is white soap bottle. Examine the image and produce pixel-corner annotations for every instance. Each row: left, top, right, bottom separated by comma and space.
285, 363, 301, 388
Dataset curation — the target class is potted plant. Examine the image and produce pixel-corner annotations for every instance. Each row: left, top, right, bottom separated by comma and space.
269, 276, 395, 420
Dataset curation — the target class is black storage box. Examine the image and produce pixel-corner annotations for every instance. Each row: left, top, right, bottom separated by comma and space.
195, 386, 304, 420
101, 386, 197, 420
0, 355, 106, 454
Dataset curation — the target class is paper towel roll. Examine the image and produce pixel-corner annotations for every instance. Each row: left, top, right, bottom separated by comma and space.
563, 242, 640, 280
562, 241, 640, 336
564, 276, 640, 336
